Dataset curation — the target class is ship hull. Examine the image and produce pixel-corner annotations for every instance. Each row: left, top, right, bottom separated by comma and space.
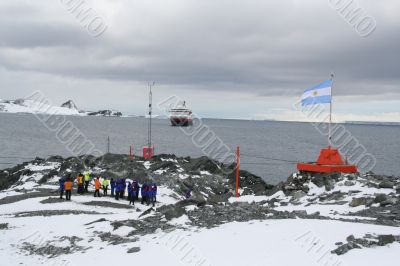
170, 117, 193, 127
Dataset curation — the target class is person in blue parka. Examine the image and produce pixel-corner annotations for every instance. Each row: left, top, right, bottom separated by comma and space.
128, 182, 136, 205
141, 182, 147, 205
151, 183, 157, 207
110, 178, 116, 197
59, 176, 65, 199
133, 180, 140, 200
185, 187, 193, 199
115, 179, 122, 200
118, 179, 125, 199
121, 179, 127, 199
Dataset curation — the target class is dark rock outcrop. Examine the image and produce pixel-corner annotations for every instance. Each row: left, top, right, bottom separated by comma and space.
332, 234, 400, 255
87, 110, 123, 117
0, 223, 8, 230
61, 100, 79, 110
98, 232, 138, 245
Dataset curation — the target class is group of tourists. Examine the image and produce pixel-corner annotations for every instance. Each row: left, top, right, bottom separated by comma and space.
140, 182, 157, 206
58, 172, 157, 206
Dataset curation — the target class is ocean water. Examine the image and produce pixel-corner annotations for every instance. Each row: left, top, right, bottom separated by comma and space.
0, 113, 399, 184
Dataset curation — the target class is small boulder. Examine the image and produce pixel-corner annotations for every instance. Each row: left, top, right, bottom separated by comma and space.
293, 210, 308, 217
0, 223, 8, 230
346, 235, 356, 242
325, 178, 336, 191
344, 181, 355, 186
379, 181, 394, 189
380, 197, 398, 206
331, 242, 361, 255
378, 235, 395, 246
138, 208, 154, 218
374, 194, 388, 204
291, 191, 307, 201
349, 197, 373, 207
127, 247, 141, 253
157, 204, 186, 220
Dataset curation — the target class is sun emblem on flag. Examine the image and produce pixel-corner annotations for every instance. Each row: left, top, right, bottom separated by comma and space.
313, 91, 318, 96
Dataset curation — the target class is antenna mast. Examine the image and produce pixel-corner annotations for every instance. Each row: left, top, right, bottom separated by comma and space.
148, 82, 155, 149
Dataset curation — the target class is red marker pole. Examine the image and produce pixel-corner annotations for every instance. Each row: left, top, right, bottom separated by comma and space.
129, 146, 132, 161
235, 146, 240, 198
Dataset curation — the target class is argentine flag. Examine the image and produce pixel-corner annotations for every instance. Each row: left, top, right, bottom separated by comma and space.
301, 80, 332, 106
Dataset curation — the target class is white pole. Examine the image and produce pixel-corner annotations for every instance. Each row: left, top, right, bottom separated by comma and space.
329, 73, 334, 148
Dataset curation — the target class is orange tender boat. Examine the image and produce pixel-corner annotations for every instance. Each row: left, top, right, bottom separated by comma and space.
297, 147, 357, 173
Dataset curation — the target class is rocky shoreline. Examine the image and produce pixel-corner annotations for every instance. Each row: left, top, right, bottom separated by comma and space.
1, 153, 400, 259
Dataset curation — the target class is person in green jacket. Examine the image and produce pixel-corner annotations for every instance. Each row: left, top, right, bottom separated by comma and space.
102, 178, 110, 196
84, 171, 90, 193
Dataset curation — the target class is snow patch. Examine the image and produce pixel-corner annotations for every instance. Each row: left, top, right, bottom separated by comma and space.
25, 162, 61, 172
200, 171, 211, 176
143, 161, 151, 169
161, 158, 178, 163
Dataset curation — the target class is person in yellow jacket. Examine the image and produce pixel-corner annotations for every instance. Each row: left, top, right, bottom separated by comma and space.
102, 178, 110, 196
84, 171, 90, 193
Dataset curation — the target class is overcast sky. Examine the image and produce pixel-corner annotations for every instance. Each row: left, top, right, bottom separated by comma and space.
0, 0, 399, 121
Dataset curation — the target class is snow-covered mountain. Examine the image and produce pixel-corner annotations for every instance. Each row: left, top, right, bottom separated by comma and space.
0, 98, 123, 117
1, 154, 399, 265
0, 98, 81, 115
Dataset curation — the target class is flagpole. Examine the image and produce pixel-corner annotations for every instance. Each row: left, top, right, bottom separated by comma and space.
329, 73, 334, 148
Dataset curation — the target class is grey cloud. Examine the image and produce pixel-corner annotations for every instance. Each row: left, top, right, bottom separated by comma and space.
0, 22, 94, 48
0, 0, 399, 100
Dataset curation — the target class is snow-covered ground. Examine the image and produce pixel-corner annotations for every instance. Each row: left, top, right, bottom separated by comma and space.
2, 205, 400, 266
